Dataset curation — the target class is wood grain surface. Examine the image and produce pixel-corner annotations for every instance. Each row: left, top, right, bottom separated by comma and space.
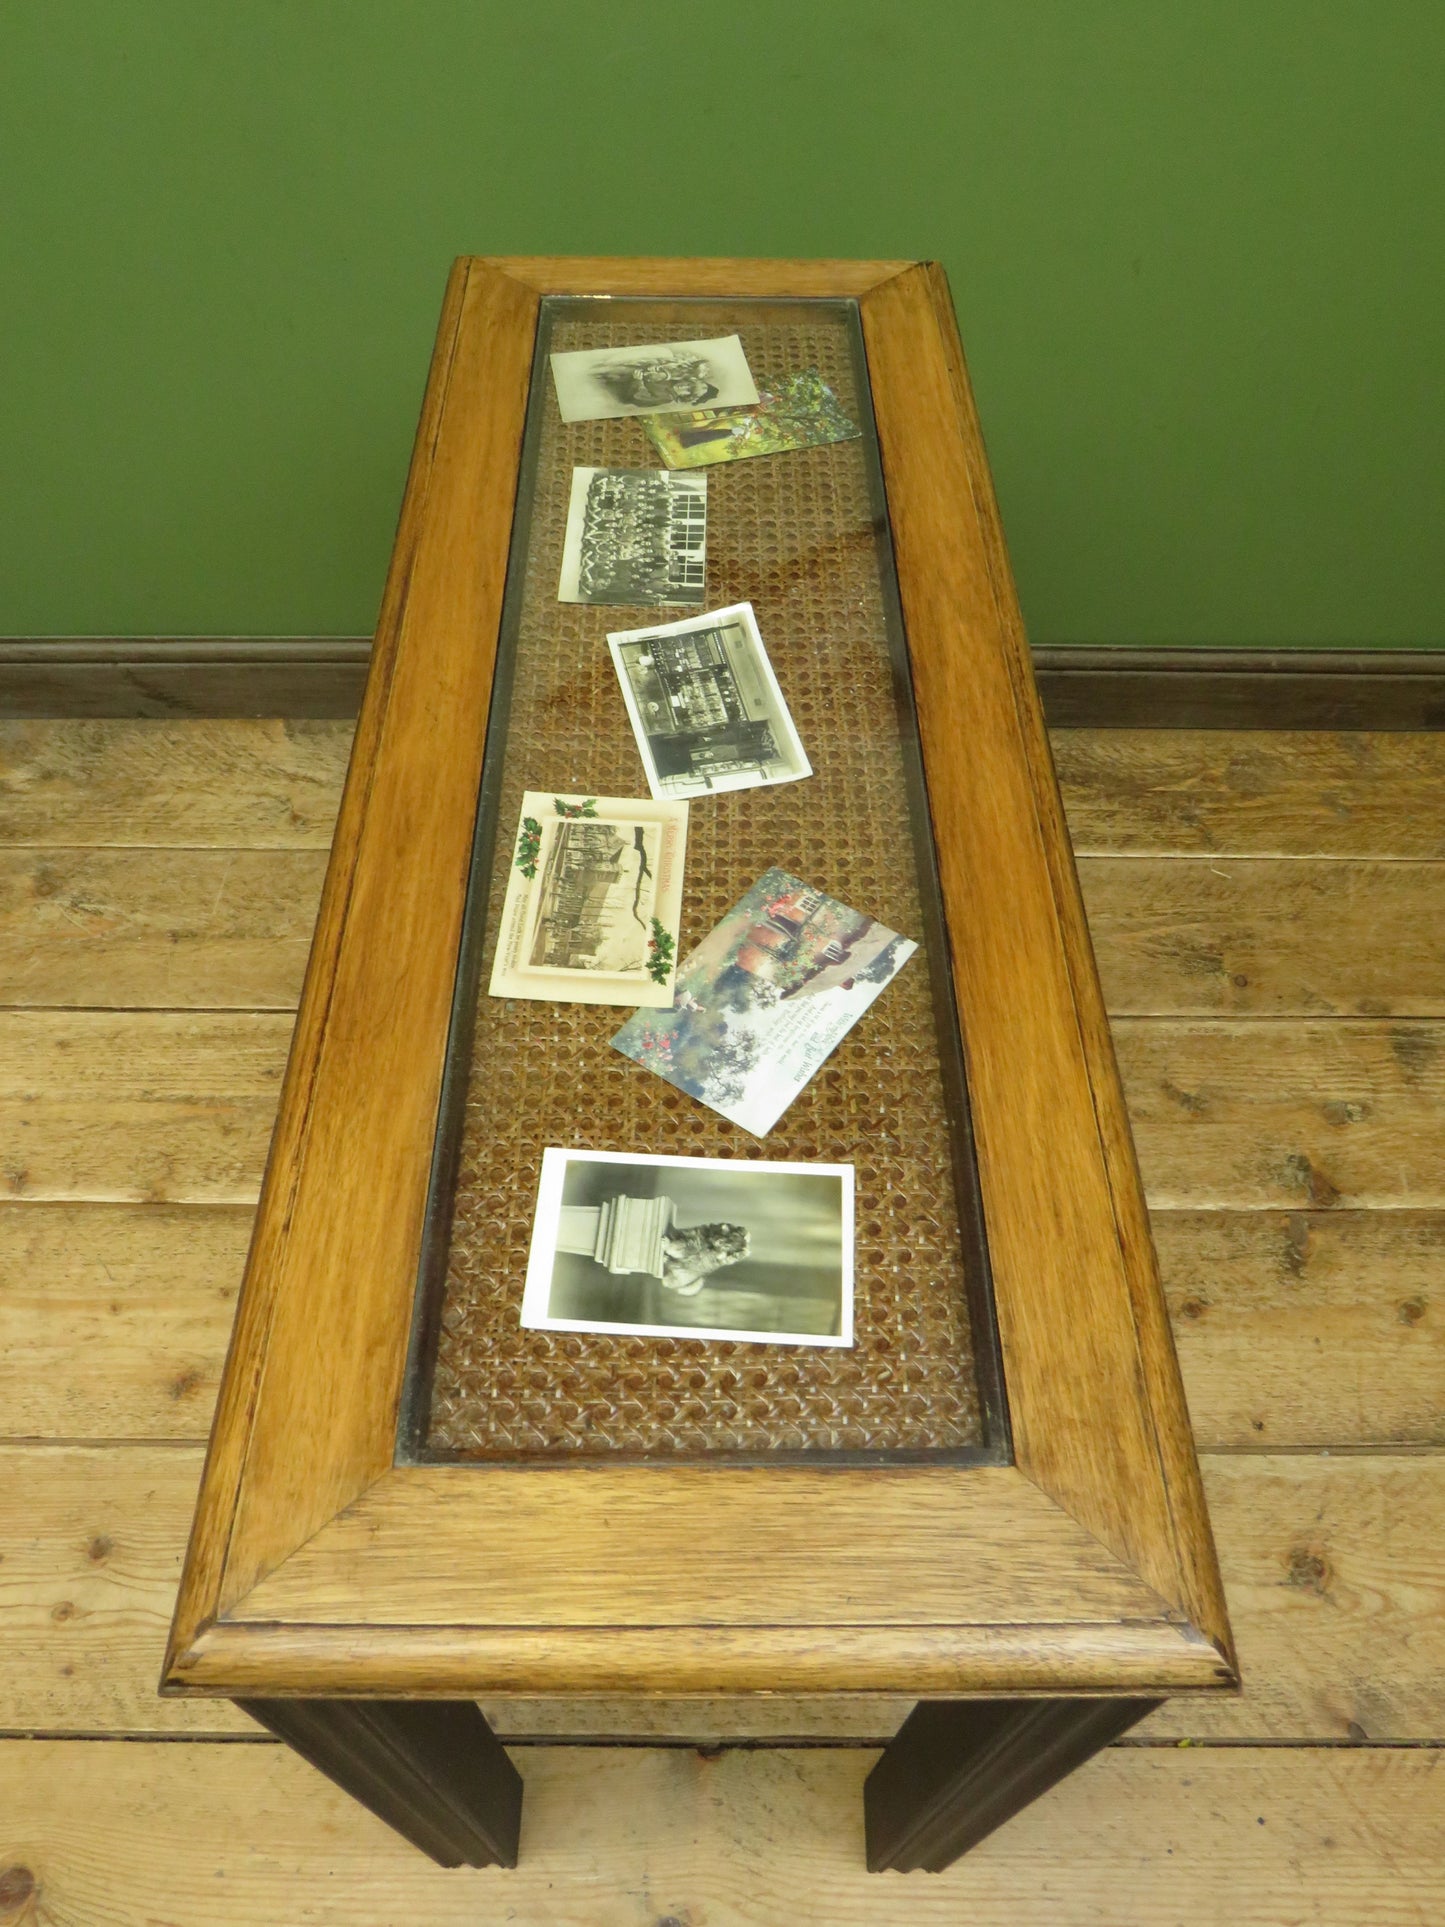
0, 848, 327, 1007
1056, 728, 1445, 858
6, 1447, 1435, 1741
0, 387, 1441, 1896
5, 1018, 1439, 1213
861, 261, 1230, 1664
0, 1204, 250, 1438
8, 845, 1439, 1022
0, 637, 371, 721
0, 707, 1439, 1908
1036, 646, 1445, 732
11, 720, 1445, 855
1155, 1209, 1443, 1447
0, 1742, 1439, 1925
1145, 1452, 1445, 1741
0, 1010, 289, 1201
9, 719, 1439, 859
4, 1202, 1435, 1450
1081, 857, 1445, 1016
1116, 1018, 1445, 1209
479, 255, 915, 296
0, 718, 350, 847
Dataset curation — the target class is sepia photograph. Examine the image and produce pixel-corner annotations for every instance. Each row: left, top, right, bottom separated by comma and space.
521, 1148, 854, 1345
642, 367, 862, 471
607, 601, 811, 801
488, 792, 688, 1007
613, 868, 917, 1135
558, 466, 706, 607
550, 333, 759, 423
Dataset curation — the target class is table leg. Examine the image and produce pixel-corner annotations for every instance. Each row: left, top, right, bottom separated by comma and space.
864, 1695, 1161, 1872
237, 1697, 523, 1868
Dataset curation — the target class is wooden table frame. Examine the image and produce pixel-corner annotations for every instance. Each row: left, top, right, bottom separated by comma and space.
163, 256, 1237, 1872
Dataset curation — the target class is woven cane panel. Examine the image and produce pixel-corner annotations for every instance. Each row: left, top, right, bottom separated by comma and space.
421, 299, 985, 1458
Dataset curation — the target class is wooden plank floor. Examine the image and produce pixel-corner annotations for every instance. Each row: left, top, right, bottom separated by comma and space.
0, 720, 1441, 1922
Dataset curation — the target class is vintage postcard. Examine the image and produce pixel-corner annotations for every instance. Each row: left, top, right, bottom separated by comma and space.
550, 334, 759, 423
558, 467, 706, 607
642, 368, 863, 471
521, 1147, 854, 1347
488, 792, 688, 1007
607, 602, 811, 801
613, 869, 916, 1135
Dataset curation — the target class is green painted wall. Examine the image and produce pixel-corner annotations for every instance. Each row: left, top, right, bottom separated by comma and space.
2, 3, 1441, 643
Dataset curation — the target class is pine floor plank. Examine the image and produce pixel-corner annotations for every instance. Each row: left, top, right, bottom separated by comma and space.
0, 1445, 250, 1735
5, 846, 1440, 1021
4, 1011, 1441, 1207
0, 1204, 251, 1438
0, 719, 351, 849
3, 1202, 1435, 1448
0, 848, 326, 1008
1080, 857, 1445, 1016
1057, 728, 1445, 858
1156, 1210, 1443, 1447
1144, 1454, 1445, 1741
0, 1011, 288, 1202
0, 1740, 1438, 1925
4, 1446, 1439, 1743
9, 721, 1444, 861
1116, 1017, 1445, 1209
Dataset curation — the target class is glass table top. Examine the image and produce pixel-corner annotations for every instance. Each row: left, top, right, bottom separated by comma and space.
400, 295, 1006, 1464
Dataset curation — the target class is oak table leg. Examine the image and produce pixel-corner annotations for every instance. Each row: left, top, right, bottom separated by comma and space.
864, 1696, 1162, 1872
237, 1698, 523, 1868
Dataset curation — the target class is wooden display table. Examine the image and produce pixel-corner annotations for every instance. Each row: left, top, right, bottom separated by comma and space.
164, 256, 1236, 1872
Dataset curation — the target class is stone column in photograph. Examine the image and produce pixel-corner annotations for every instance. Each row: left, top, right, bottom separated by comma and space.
556, 1195, 676, 1276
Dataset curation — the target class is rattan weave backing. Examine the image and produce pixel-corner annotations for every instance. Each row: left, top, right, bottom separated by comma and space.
421, 299, 985, 1458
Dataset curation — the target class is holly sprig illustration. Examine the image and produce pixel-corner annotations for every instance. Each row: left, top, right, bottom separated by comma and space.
646, 917, 676, 985
514, 816, 543, 878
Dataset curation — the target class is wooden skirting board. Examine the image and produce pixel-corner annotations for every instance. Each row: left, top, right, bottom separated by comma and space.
1, 639, 1443, 727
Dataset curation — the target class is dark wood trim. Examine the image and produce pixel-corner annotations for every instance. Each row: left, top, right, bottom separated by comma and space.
236, 1698, 522, 1868
3, 639, 1442, 726
863, 1696, 1162, 1872
1033, 646, 1445, 730
0, 639, 370, 718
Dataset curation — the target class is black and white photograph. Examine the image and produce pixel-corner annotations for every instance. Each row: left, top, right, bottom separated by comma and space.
549, 333, 759, 423
607, 601, 812, 800
521, 1148, 854, 1346
558, 466, 707, 607
488, 792, 688, 1007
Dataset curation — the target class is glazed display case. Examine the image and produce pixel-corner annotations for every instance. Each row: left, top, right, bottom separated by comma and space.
164, 257, 1236, 1873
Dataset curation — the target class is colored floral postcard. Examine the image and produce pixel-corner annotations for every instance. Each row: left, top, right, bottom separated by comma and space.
488, 792, 688, 1007
550, 334, 758, 423
521, 1147, 854, 1347
640, 368, 862, 470
612, 869, 916, 1135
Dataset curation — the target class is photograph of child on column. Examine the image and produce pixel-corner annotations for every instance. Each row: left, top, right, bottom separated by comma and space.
522, 1149, 854, 1346
526, 337, 915, 1345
